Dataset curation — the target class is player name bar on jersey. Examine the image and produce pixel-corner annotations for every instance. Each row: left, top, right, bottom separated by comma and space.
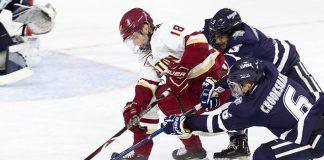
260, 74, 288, 114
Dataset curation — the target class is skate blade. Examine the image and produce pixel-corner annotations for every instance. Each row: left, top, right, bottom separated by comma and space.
190, 158, 209, 160
214, 156, 251, 160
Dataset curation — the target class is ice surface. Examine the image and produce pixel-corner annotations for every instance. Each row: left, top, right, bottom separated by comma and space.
1, 0, 324, 160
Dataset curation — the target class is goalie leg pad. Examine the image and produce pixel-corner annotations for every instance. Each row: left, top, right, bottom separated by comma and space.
0, 50, 7, 70
0, 23, 13, 50
5, 52, 27, 74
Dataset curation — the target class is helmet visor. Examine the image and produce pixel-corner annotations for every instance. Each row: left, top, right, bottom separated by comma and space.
123, 30, 151, 54
227, 80, 244, 98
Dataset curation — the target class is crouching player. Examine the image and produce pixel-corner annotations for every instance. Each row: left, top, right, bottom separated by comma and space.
164, 57, 324, 160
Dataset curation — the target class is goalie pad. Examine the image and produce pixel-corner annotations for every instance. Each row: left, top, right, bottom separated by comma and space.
9, 35, 41, 67
0, 22, 12, 70
0, 22, 13, 50
13, 3, 56, 35
0, 67, 33, 85
0, 52, 33, 85
0, 0, 12, 10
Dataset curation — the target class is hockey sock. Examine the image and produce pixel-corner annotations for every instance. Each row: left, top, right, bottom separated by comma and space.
179, 134, 203, 151
133, 130, 153, 156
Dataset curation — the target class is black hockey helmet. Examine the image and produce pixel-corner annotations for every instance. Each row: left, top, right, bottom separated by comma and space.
208, 8, 242, 48
227, 57, 264, 97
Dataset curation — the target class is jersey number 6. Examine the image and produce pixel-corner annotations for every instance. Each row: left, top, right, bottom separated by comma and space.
284, 85, 312, 120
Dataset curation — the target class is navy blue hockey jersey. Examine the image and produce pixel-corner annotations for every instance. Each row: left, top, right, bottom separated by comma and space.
203, 19, 299, 74
187, 61, 324, 145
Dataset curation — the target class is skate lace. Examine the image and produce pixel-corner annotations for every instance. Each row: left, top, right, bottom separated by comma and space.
123, 151, 136, 158
176, 147, 188, 156
223, 142, 237, 152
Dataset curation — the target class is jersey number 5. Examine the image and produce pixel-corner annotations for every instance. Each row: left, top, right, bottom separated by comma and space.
170, 25, 185, 36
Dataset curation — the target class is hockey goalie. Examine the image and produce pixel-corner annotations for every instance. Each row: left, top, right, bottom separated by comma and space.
0, 0, 56, 85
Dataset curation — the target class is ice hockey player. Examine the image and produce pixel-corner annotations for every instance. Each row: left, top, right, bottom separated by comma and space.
0, 0, 56, 85
199, 8, 323, 159
164, 57, 324, 160
118, 8, 231, 160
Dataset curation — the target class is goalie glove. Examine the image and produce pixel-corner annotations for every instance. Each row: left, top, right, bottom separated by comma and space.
13, 3, 57, 35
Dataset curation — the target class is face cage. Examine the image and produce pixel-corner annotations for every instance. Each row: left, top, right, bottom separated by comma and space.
227, 80, 244, 99
123, 31, 151, 54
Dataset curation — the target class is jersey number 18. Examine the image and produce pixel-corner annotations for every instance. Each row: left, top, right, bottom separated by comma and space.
170, 25, 185, 36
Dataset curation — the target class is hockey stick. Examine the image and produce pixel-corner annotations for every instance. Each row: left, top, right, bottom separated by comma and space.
111, 104, 202, 160
84, 89, 170, 160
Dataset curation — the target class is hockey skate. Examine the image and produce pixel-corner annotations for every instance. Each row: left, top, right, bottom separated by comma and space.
111, 151, 148, 160
172, 147, 208, 160
213, 137, 250, 160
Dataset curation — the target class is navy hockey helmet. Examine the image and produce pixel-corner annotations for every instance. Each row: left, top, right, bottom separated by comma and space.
228, 57, 264, 85
208, 8, 242, 48
228, 57, 264, 97
119, 8, 154, 40
209, 8, 242, 35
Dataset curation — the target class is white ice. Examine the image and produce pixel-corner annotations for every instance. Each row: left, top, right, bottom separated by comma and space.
1, 0, 324, 160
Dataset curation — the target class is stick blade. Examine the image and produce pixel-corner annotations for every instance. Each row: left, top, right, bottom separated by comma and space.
0, 67, 33, 86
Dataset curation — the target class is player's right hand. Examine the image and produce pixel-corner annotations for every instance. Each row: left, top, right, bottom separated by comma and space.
122, 101, 144, 133
200, 77, 221, 111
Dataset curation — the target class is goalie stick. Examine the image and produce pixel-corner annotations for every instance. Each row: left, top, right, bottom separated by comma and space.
0, 67, 33, 86
110, 103, 202, 160
84, 89, 170, 160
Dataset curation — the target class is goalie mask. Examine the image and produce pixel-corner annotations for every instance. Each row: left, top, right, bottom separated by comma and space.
119, 8, 154, 54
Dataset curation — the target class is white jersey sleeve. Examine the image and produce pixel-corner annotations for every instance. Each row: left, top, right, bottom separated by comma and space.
137, 53, 159, 81
132, 22, 194, 94
150, 22, 194, 63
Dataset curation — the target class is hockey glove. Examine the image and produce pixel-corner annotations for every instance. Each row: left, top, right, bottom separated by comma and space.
163, 115, 190, 135
200, 77, 224, 111
166, 63, 189, 94
122, 102, 145, 133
